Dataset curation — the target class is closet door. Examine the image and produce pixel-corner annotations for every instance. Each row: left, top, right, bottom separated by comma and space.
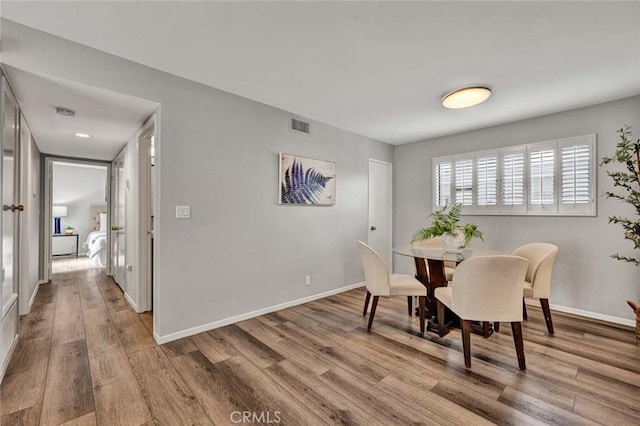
1, 76, 20, 378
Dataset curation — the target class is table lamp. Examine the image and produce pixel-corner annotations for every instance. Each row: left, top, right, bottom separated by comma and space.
52, 205, 67, 234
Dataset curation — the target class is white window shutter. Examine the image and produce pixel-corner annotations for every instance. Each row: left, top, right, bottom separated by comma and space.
431, 134, 596, 217
528, 141, 557, 213
432, 157, 452, 209
499, 147, 526, 213
454, 155, 474, 211
559, 135, 595, 215
476, 151, 498, 212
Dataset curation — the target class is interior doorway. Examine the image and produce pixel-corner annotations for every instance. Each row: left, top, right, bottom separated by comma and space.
44, 158, 111, 279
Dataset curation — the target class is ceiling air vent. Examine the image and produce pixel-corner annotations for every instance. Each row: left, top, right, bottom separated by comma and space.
290, 117, 311, 135
55, 107, 76, 118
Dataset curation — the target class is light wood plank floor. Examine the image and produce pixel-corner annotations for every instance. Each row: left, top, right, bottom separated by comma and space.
2, 268, 640, 425
51, 257, 104, 274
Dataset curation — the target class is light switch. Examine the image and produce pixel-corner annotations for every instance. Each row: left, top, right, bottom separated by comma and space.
176, 205, 191, 219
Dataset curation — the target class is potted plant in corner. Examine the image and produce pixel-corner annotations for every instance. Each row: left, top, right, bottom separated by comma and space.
65, 225, 75, 235
601, 125, 640, 340
412, 203, 483, 253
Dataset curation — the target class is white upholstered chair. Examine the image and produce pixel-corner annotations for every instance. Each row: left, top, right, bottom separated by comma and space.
512, 243, 559, 335
435, 255, 529, 369
357, 241, 427, 333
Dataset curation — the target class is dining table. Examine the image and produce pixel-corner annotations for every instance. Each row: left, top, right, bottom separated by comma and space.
393, 245, 506, 336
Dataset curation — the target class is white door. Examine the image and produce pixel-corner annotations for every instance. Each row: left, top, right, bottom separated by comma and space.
112, 152, 126, 290
1, 77, 19, 375
368, 159, 392, 270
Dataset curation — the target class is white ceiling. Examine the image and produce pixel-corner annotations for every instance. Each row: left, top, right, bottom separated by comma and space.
3, 66, 158, 160
2, 1, 640, 145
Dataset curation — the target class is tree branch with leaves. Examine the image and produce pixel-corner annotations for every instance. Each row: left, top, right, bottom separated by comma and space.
600, 126, 640, 266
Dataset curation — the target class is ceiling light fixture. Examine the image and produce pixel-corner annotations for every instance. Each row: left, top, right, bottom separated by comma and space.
442, 86, 492, 109
74, 132, 91, 138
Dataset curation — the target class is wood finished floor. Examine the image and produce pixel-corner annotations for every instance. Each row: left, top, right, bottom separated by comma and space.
2, 269, 640, 426
51, 256, 104, 274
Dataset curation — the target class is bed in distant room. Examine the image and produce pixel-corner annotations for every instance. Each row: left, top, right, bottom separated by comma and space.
86, 207, 108, 267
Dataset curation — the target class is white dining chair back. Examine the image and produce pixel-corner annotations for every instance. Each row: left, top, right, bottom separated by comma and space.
434, 254, 530, 369
357, 241, 428, 333
357, 241, 391, 296
450, 255, 530, 322
512, 243, 558, 299
512, 242, 559, 334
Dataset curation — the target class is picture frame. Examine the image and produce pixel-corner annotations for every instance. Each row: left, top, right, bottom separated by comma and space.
279, 153, 336, 205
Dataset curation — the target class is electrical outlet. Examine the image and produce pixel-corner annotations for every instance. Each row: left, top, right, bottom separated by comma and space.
305, 275, 311, 286
81, 243, 88, 248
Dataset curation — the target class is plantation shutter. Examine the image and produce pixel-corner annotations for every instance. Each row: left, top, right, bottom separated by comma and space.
528, 142, 556, 212
499, 147, 526, 213
454, 156, 474, 209
476, 151, 498, 211
433, 157, 452, 208
559, 135, 595, 215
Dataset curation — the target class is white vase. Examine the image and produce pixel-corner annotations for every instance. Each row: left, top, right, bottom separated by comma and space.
441, 230, 466, 253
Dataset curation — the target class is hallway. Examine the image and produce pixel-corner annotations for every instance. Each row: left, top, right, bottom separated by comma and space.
0, 268, 155, 425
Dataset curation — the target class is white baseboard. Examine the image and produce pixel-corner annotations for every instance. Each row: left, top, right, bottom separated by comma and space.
27, 282, 39, 310
525, 299, 635, 327
0, 334, 19, 384
38, 280, 49, 285
154, 281, 366, 345
124, 292, 141, 313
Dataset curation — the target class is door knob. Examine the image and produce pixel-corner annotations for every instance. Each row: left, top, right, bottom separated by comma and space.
370, 226, 377, 231
112, 226, 121, 231
3, 204, 24, 212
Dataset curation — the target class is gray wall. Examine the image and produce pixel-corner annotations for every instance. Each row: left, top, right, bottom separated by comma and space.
2, 20, 392, 337
394, 95, 640, 320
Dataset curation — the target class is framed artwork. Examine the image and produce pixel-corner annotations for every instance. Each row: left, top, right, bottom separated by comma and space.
279, 153, 336, 205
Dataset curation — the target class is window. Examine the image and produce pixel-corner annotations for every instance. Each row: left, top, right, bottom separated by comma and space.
528, 142, 556, 212
476, 153, 497, 207
432, 134, 596, 216
433, 157, 452, 208
559, 135, 594, 215
500, 148, 526, 213
454, 157, 473, 206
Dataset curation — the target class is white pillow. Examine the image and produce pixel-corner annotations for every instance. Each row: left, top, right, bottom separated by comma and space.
99, 213, 107, 232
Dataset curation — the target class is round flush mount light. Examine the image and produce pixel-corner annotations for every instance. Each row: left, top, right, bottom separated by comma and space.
74, 132, 91, 138
442, 86, 492, 109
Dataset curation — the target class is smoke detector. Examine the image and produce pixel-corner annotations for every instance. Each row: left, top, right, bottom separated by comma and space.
55, 107, 76, 118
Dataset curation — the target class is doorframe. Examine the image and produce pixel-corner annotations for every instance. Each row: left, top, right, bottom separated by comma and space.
137, 114, 156, 313
110, 147, 126, 283
43, 156, 112, 282
368, 158, 393, 269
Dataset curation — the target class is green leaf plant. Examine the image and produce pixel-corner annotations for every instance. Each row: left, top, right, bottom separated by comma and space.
411, 203, 483, 245
600, 126, 640, 266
